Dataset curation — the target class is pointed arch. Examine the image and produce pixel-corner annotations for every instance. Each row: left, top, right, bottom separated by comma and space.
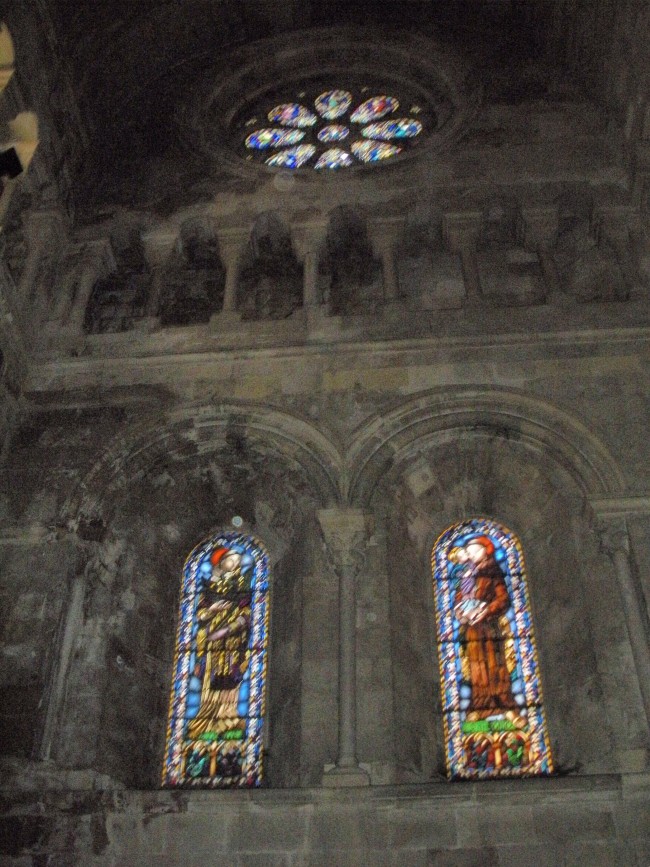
432, 517, 553, 780
163, 530, 270, 788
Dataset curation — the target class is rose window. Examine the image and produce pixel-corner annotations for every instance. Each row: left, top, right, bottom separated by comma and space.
243, 89, 423, 170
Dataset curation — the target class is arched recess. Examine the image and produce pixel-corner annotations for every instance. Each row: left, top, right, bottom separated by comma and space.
159, 217, 225, 325
48, 402, 344, 789
323, 206, 382, 315
238, 212, 303, 320
345, 388, 645, 783
347, 387, 625, 506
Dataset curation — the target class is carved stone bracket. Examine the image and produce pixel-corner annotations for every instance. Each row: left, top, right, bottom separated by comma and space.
442, 211, 482, 300
317, 507, 370, 573
62, 238, 116, 332
369, 219, 403, 302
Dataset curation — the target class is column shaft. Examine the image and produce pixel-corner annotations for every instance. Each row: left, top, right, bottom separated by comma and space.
303, 250, 320, 308
222, 257, 241, 313
338, 564, 358, 767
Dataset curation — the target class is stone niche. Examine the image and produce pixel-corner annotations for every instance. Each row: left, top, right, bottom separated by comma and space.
238, 212, 302, 321
372, 427, 648, 781
159, 219, 225, 326
48, 415, 334, 790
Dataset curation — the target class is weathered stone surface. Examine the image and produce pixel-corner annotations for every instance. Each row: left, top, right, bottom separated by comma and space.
2, 1, 650, 865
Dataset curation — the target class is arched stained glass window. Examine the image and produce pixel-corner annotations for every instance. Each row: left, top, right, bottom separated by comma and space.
162, 532, 270, 788
432, 518, 553, 780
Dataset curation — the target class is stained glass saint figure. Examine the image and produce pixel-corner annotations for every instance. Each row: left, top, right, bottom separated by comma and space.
432, 519, 553, 780
163, 533, 270, 788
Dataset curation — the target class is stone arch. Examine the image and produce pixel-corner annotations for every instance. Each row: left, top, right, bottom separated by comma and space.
52, 402, 344, 788
62, 400, 343, 533
238, 211, 302, 320
0, 22, 14, 91
346, 389, 641, 783
346, 386, 625, 508
323, 205, 382, 315
159, 216, 225, 325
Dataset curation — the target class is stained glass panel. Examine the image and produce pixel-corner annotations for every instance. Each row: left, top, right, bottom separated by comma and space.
315, 90, 353, 120
317, 124, 350, 143
245, 128, 305, 150
244, 90, 423, 170
265, 144, 316, 168
268, 103, 317, 128
315, 148, 353, 169
350, 96, 399, 124
361, 118, 423, 141
432, 518, 553, 780
351, 140, 401, 163
163, 532, 270, 788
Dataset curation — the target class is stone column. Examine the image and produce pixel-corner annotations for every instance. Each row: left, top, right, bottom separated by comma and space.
317, 507, 370, 786
294, 224, 325, 310
520, 206, 560, 301
63, 239, 115, 334
599, 517, 650, 731
370, 220, 403, 304
442, 211, 482, 302
142, 230, 178, 322
214, 231, 247, 321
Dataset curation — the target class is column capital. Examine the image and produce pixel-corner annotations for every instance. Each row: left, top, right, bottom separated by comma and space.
76, 237, 116, 274
442, 210, 482, 253
317, 508, 370, 573
368, 218, 402, 255
142, 230, 179, 270
594, 205, 636, 245
292, 223, 326, 262
216, 229, 248, 265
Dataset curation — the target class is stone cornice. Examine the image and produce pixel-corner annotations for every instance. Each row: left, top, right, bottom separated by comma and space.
26, 321, 650, 395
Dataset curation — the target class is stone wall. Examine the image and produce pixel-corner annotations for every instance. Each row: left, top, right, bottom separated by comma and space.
0, 774, 649, 866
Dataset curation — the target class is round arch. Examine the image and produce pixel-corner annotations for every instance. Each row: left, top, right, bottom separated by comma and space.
61, 400, 344, 528
345, 387, 626, 507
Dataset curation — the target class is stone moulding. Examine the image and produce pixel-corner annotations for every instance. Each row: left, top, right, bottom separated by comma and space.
58, 387, 626, 534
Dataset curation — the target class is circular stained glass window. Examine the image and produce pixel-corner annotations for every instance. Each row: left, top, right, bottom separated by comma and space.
243, 88, 424, 170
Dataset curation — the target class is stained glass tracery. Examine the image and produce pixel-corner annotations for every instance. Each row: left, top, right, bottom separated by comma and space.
432, 518, 553, 781
163, 532, 270, 788
244, 87, 423, 170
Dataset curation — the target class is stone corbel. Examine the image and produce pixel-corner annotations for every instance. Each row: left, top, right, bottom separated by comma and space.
63, 238, 116, 334
442, 210, 482, 301
317, 508, 371, 786
19, 209, 67, 316
595, 205, 637, 296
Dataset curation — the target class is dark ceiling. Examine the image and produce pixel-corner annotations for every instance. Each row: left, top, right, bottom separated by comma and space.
18, 0, 593, 214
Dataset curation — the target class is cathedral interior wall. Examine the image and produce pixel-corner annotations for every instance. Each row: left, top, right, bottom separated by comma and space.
1, 1, 650, 864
